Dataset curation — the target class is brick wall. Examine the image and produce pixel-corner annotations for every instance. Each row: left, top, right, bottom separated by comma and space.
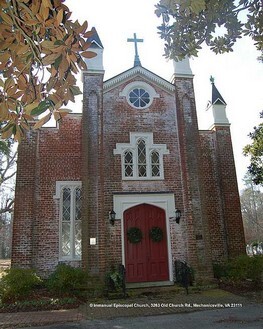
12, 68, 245, 282
200, 126, 245, 262
102, 77, 187, 271
12, 115, 82, 276
82, 72, 106, 276
174, 77, 213, 281
12, 132, 38, 269
199, 131, 228, 262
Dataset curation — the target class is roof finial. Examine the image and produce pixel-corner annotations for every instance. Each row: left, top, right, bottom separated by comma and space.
210, 75, 215, 84
127, 33, 143, 66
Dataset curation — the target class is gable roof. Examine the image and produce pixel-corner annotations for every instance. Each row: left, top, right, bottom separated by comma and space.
103, 65, 175, 94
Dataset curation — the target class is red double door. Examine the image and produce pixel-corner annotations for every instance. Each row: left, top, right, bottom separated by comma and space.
124, 204, 169, 283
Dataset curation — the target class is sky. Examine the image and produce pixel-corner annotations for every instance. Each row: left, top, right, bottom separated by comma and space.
65, 0, 263, 191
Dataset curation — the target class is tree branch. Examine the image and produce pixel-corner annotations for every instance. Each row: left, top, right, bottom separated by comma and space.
0, 198, 14, 215
0, 150, 17, 187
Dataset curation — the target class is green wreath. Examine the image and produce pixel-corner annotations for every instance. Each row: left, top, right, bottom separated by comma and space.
149, 226, 163, 242
127, 227, 143, 244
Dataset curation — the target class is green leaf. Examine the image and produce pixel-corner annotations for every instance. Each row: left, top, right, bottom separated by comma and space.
54, 40, 64, 46
190, 0, 205, 14
0, 140, 10, 155
31, 100, 51, 116
54, 54, 62, 70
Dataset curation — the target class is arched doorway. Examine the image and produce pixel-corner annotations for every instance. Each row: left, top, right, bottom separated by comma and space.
124, 204, 169, 283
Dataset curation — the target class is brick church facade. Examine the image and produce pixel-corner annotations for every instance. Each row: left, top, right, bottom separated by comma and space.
12, 29, 245, 283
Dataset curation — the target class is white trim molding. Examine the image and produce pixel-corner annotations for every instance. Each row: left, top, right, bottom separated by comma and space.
54, 181, 82, 262
103, 66, 175, 94
113, 132, 169, 180
119, 81, 159, 109
54, 181, 82, 199
113, 193, 176, 283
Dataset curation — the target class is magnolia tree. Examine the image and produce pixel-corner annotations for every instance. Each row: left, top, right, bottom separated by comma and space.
155, 0, 263, 60
0, 0, 95, 142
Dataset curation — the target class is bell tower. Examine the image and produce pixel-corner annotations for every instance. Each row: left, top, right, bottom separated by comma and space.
205, 78, 245, 259
81, 27, 105, 274
173, 57, 213, 281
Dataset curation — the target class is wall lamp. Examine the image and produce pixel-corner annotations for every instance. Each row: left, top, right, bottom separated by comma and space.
109, 210, 116, 225
175, 208, 182, 224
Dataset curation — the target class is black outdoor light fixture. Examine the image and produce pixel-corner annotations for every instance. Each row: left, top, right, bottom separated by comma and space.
109, 210, 116, 225
175, 208, 182, 224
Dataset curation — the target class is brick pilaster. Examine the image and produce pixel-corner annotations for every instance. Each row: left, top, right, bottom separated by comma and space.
11, 131, 38, 268
174, 77, 213, 281
82, 71, 105, 275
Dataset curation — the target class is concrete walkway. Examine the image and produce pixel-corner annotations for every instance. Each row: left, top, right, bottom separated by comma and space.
0, 288, 262, 329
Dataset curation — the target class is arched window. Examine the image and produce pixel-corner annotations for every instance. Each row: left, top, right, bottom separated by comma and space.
60, 184, 82, 260
74, 187, 82, 257
137, 139, 147, 177
61, 188, 71, 257
151, 150, 160, 177
114, 132, 169, 180
124, 150, 134, 177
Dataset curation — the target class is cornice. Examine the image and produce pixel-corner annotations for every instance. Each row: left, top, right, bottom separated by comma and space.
103, 66, 175, 94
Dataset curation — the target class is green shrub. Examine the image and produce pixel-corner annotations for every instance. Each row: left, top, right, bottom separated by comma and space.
0, 268, 42, 303
213, 255, 263, 284
46, 264, 89, 295
228, 255, 263, 283
213, 262, 231, 280
105, 269, 123, 291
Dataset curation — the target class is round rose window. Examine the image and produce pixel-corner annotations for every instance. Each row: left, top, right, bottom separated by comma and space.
128, 88, 150, 108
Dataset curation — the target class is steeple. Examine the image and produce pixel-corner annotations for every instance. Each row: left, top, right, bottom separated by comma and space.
127, 33, 143, 66
206, 77, 229, 129
83, 27, 104, 73
210, 76, 226, 105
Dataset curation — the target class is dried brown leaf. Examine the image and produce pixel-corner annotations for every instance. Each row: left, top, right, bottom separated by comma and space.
42, 53, 61, 65
41, 40, 58, 50
33, 113, 52, 129
0, 103, 8, 119
42, 0, 52, 9
81, 51, 97, 59
4, 77, 15, 91
1, 125, 14, 139
17, 75, 28, 90
24, 102, 40, 114
0, 12, 13, 25
56, 8, 64, 26
76, 20, 88, 34
14, 126, 22, 143
16, 44, 29, 54
81, 41, 91, 51
31, 1, 41, 14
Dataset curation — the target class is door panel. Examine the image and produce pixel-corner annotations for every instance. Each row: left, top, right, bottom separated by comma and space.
124, 204, 169, 283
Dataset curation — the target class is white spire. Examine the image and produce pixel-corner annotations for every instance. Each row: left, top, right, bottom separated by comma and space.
206, 79, 230, 129
83, 27, 104, 73
173, 57, 193, 78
